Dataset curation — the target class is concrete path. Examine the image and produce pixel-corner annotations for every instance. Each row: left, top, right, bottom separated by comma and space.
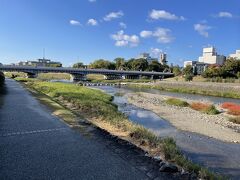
0, 79, 173, 180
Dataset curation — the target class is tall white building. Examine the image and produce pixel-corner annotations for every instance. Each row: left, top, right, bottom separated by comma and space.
159, 53, 167, 65
229, 50, 240, 60
198, 47, 226, 65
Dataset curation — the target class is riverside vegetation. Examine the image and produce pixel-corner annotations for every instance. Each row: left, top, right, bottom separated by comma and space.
15, 78, 222, 179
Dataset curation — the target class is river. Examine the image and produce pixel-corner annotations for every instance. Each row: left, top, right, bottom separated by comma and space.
94, 86, 240, 179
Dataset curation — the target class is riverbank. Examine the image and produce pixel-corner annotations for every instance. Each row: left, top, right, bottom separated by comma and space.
129, 81, 240, 99
127, 92, 240, 143
16, 78, 222, 179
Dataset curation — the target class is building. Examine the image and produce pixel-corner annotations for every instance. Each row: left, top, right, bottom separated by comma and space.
159, 53, 167, 65
229, 50, 240, 60
17, 59, 62, 67
198, 47, 226, 65
136, 53, 158, 63
184, 60, 197, 68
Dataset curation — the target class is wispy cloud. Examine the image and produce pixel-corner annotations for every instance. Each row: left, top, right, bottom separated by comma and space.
149, 10, 185, 21
150, 48, 163, 58
215, 11, 233, 18
87, 18, 98, 26
104, 11, 124, 21
69, 20, 81, 26
140, 28, 174, 43
111, 30, 140, 47
88, 0, 96, 2
194, 23, 211, 38
119, 22, 127, 29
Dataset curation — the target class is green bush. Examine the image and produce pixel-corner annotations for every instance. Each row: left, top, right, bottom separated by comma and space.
165, 98, 189, 107
184, 74, 193, 81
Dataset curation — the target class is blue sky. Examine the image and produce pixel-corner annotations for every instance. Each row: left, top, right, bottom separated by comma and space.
0, 0, 239, 66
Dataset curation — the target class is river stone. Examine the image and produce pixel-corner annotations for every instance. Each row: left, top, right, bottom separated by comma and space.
159, 163, 178, 173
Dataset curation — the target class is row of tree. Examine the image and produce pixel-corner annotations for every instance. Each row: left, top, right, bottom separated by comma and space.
182, 57, 240, 81
73, 58, 170, 72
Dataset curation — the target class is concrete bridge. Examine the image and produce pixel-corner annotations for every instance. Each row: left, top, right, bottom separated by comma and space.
0, 66, 173, 81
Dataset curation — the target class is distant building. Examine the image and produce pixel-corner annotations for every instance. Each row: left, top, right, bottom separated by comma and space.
136, 53, 158, 63
183, 60, 207, 75
17, 58, 62, 67
159, 53, 167, 65
198, 47, 226, 65
229, 50, 240, 60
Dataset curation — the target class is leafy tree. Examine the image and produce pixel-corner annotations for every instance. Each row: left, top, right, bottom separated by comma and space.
73, 62, 86, 69
184, 74, 193, 81
132, 58, 149, 71
148, 60, 164, 72
183, 65, 193, 75
89, 59, 116, 70
114, 57, 126, 70
222, 57, 240, 75
172, 66, 182, 76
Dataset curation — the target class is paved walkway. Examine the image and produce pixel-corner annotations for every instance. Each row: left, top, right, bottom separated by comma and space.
0, 79, 173, 180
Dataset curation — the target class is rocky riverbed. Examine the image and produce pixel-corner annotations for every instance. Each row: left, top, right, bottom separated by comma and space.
127, 92, 240, 143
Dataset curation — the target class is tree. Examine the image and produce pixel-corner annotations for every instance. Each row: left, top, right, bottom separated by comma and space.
183, 65, 193, 75
73, 62, 86, 69
172, 66, 182, 76
222, 57, 240, 75
148, 60, 164, 72
132, 58, 148, 71
114, 57, 126, 70
89, 59, 116, 70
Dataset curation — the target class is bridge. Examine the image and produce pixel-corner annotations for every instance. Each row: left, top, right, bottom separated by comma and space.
0, 66, 173, 81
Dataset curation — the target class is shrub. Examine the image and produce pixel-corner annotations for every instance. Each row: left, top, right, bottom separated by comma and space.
165, 98, 189, 107
190, 102, 219, 115
221, 102, 240, 116
229, 116, 240, 124
184, 74, 193, 81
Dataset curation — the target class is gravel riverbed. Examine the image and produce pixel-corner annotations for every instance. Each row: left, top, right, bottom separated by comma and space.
127, 92, 240, 143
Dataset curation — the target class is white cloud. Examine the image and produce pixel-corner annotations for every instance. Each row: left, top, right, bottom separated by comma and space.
103, 11, 124, 21
140, 28, 174, 43
69, 20, 81, 26
111, 30, 140, 47
194, 23, 211, 38
87, 18, 98, 26
149, 10, 185, 21
217, 11, 233, 18
140, 30, 153, 38
88, 0, 96, 2
150, 48, 163, 57
119, 22, 127, 29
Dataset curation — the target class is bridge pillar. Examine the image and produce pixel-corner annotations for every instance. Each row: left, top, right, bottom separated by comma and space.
70, 74, 87, 82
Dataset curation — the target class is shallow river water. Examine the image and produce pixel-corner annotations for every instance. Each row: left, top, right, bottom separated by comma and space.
94, 86, 240, 179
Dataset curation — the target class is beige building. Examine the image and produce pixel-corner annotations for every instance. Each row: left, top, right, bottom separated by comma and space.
198, 47, 226, 65
229, 50, 240, 60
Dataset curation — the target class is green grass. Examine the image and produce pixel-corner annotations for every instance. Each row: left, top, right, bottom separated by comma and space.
229, 116, 240, 124
17, 79, 222, 179
165, 98, 189, 107
38, 73, 71, 80
128, 84, 240, 99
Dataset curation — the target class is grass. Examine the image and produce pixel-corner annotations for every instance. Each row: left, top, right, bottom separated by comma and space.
128, 83, 240, 99
165, 98, 189, 107
190, 102, 219, 115
38, 73, 71, 80
229, 116, 240, 124
16, 78, 222, 179
221, 102, 240, 116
